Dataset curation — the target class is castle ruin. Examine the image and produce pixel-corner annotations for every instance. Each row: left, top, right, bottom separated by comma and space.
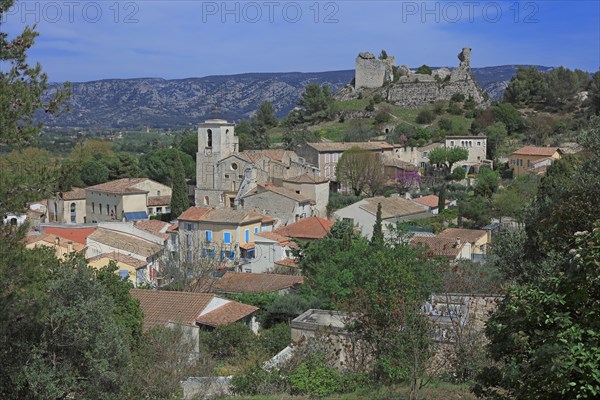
350, 48, 488, 108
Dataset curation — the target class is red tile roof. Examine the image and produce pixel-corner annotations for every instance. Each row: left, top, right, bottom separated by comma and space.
284, 173, 329, 184
247, 211, 275, 224
209, 271, 303, 294
512, 146, 560, 157
25, 233, 86, 252
274, 258, 299, 268
410, 236, 463, 259
178, 207, 212, 221
196, 301, 259, 328
42, 226, 97, 245
274, 217, 334, 240
130, 289, 258, 331
59, 187, 86, 200
255, 231, 296, 247
134, 220, 172, 240
413, 195, 449, 209
86, 178, 149, 194
437, 228, 487, 244
147, 196, 171, 206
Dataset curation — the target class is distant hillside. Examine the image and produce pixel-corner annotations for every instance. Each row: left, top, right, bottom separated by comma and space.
41, 66, 553, 130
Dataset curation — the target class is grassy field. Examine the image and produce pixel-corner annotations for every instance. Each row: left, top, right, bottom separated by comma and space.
225, 382, 476, 400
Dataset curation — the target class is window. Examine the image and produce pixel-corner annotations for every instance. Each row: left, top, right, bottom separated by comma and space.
118, 270, 129, 279
207, 129, 213, 147
477, 141, 481, 146
205, 230, 212, 242
343, 217, 354, 225
231, 163, 238, 170
511, 159, 515, 165
202, 248, 215, 258
224, 174, 230, 179
186, 235, 192, 246
450, 140, 454, 146
99, 204, 103, 215
148, 208, 153, 215
106, 204, 110, 215
156, 207, 162, 214
244, 229, 249, 243
204, 196, 209, 206
185, 223, 192, 231
70, 203, 76, 223
254, 227, 259, 234
221, 250, 235, 261
223, 232, 231, 244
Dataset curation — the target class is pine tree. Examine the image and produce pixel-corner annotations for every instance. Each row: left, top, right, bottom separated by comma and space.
170, 151, 188, 219
371, 202, 384, 248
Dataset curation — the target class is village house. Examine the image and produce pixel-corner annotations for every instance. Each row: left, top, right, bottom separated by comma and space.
282, 173, 330, 217
334, 196, 430, 239
273, 216, 334, 242
412, 194, 454, 215
410, 235, 472, 261
443, 135, 489, 172
88, 252, 147, 286
393, 142, 442, 169
436, 228, 490, 260
131, 289, 259, 352
24, 233, 85, 260
241, 183, 314, 225
177, 207, 274, 268
85, 178, 172, 223
509, 146, 561, 177
297, 141, 394, 185
247, 231, 297, 274
47, 188, 87, 224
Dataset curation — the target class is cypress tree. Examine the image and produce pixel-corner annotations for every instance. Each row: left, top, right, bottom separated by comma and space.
438, 183, 446, 213
170, 151, 188, 219
371, 202, 384, 248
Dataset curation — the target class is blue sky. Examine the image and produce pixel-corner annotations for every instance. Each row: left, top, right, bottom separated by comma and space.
2, 0, 599, 82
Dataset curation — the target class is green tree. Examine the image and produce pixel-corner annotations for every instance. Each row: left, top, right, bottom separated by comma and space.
586, 71, 600, 115
178, 132, 198, 160
416, 65, 432, 75
492, 103, 524, 134
141, 148, 195, 185
336, 147, 384, 196
170, 151, 189, 218
282, 126, 320, 150
371, 202, 384, 248
80, 159, 109, 186
102, 152, 141, 180
475, 225, 600, 399
297, 83, 335, 122
474, 166, 499, 198
428, 147, 469, 174
484, 121, 507, 159
416, 109, 435, 124
0, 0, 69, 146
458, 196, 491, 228
255, 100, 278, 128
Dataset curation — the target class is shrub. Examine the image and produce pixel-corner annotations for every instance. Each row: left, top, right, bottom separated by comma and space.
200, 323, 257, 360
289, 354, 343, 398
365, 99, 375, 112
448, 101, 463, 115
231, 364, 288, 395
416, 109, 435, 124
373, 94, 384, 104
438, 117, 453, 131
374, 111, 391, 124
448, 166, 467, 180
260, 323, 291, 356
416, 64, 433, 75
433, 101, 446, 115
357, 92, 363, 100
451, 93, 466, 102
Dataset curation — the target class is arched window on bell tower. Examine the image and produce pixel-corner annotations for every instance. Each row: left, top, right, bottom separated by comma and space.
207, 129, 213, 148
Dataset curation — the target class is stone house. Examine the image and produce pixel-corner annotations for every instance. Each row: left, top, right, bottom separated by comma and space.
282, 173, 330, 218
24, 233, 85, 260
297, 141, 394, 183
436, 228, 490, 260
410, 236, 473, 261
131, 289, 259, 351
392, 142, 442, 169
86, 178, 171, 223
444, 136, 489, 172
47, 187, 87, 223
241, 183, 314, 226
509, 146, 561, 177
334, 196, 430, 239
88, 252, 147, 286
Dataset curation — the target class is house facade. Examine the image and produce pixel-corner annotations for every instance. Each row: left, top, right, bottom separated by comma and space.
47, 188, 86, 223
241, 183, 314, 225
282, 173, 329, 218
85, 178, 172, 223
509, 146, 561, 177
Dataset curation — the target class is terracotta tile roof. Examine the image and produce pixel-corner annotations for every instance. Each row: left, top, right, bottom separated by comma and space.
239, 243, 255, 250
88, 228, 163, 258
25, 233, 86, 252
88, 251, 147, 268
131, 289, 214, 330
284, 173, 328, 184
196, 301, 258, 328
307, 141, 394, 152
410, 236, 463, 259
255, 231, 296, 247
274, 217, 334, 240
202, 208, 263, 224
167, 223, 179, 233
59, 187, 86, 200
178, 207, 212, 221
360, 196, 428, 219
244, 183, 310, 203
247, 211, 275, 224
511, 146, 560, 157
86, 178, 149, 194
42, 226, 97, 245
147, 196, 171, 206
274, 258, 299, 268
210, 271, 304, 294
437, 228, 487, 244
413, 195, 449, 209
134, 220, 172, 240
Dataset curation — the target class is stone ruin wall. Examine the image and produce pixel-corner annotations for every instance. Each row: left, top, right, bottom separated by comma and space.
353, 48, 489, 108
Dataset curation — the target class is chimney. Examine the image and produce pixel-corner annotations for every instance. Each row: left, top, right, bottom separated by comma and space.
67, 241, 73, 253
55, 236, 60, 245
455, 237, 461, 246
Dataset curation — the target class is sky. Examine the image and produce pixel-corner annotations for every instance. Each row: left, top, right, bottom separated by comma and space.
2, 0, 599, 82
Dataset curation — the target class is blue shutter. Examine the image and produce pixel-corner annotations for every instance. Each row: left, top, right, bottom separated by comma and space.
223, 232, 231, 244
229, 251, 235, 260
206, 230, 212, 242
245, 229, 249, 243
254, 227, 259, 234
